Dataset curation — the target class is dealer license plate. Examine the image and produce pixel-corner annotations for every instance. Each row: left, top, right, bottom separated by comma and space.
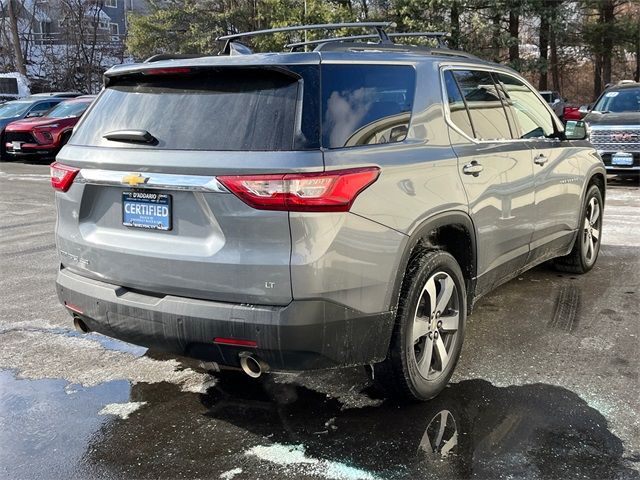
12, 141, 21, 151
122, 191, 172, 231
612, 152, 633, 166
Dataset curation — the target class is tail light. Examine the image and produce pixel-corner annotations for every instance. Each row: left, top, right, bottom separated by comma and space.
50, 162, 80, 192
218, 167, 380, 212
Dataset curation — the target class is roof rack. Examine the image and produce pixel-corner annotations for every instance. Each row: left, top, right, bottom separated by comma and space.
286, 32, 449, 51
216, 22, 395, 55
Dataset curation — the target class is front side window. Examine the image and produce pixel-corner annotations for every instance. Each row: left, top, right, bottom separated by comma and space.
443, 70, 474, 138
321, 64, 415, 148
451, 70, 512, 140
29, 102, 55, 114
496, 73, 555, 139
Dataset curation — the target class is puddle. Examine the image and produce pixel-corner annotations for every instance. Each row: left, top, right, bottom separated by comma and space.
3, 366, 634, 480
0, 370, 131, 480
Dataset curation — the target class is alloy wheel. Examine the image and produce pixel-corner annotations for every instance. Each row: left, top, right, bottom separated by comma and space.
412, 272, 460, 380
583, 196, 602, 264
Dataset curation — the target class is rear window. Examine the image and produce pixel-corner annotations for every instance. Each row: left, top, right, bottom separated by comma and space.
72, 67, 319, 151
71, 63, 416, 151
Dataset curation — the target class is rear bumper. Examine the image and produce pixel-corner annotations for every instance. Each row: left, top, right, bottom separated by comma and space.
56, 267, 395, 371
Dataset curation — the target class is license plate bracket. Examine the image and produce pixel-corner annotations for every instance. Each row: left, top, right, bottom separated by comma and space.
122, 191, 172, 231
611, 152, 633, 166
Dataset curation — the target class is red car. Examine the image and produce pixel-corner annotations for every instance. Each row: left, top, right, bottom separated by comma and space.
4, 95, 95, 159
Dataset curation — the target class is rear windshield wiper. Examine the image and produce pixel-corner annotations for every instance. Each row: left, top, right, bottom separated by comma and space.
103, 129, 158, 145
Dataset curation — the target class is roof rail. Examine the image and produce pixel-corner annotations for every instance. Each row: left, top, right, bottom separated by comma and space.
315, 41, 478, 59
286, 31, 450, 51
216, 22, 395, 55
389, 32, 448, 48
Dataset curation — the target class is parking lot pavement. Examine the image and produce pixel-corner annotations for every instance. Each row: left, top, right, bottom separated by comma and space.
0, 161, 638, 480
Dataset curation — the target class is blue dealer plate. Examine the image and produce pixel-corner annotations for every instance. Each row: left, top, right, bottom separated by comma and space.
122, 191, 172, 231
612, 152, 633, 166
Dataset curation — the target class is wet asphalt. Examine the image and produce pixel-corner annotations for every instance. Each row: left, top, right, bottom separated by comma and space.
0, 161, 638, 480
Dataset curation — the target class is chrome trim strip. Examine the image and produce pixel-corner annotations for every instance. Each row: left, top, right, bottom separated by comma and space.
587, 125, 640, 131
76, 169, 229, 193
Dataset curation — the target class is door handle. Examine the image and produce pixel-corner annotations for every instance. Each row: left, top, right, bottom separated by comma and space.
462, 161, 484, 176
534, 153, 548, 166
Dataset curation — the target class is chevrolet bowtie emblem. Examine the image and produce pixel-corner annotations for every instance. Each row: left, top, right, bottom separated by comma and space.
122, 173, 149, 186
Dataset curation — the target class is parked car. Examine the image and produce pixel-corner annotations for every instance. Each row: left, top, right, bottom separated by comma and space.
4, 96, 95, 160
0, 96, 66, 160
563, 105, 582, 121
539, 90, 567, 118
30, 91, 84, 99
581, 81, 640, 179
51, 24, 606, 401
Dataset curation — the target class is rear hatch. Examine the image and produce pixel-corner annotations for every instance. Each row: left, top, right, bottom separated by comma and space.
55, 61, 322, 305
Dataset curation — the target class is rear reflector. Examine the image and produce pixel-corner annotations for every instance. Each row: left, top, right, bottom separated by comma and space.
218, 167, 380, 212
50, 162, 80, 192
64, 302, 84, 314
214, 337, 258, 348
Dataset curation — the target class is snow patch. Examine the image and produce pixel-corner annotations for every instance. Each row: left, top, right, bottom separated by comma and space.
99, 401, 146, 419
219, 467, 242, 480
0, 329, 216, 393
246, 444, 380, 480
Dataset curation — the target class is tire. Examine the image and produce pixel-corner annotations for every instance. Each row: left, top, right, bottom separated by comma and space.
59, 131, 72, 148
373, 250, 467, 401
554, 184, 604, 274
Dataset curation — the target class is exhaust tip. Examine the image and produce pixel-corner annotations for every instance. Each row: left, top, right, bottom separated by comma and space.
239, 352, 268, 378
73, 316, 90, 333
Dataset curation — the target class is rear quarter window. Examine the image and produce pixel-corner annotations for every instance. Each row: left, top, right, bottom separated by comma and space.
321, 64, 416, 148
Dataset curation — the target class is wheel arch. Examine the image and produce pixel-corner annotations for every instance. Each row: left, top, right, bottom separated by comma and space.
390, 211, 477, 315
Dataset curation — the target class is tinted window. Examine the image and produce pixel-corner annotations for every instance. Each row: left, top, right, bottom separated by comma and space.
593, 88, 640, 113
452, 70, 511, 140
30, 101, 56, 113
540, 92, 552, 102
444, 70, 474, 138
322, 65, 415, 148
496, 73, 555, 138
72, 67, 319, 151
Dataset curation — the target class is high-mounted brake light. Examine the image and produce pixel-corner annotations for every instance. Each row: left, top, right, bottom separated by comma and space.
218, 167, 380, 212
142, 67, 192, 75
50, 162, 80, 192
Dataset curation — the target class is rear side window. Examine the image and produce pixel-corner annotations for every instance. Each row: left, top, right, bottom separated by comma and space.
321, 65, 415, 148
450, 70, 512, 140
71, 67, 320, 151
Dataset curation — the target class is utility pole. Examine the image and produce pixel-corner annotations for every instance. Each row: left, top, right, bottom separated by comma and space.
7, 0, 27, 77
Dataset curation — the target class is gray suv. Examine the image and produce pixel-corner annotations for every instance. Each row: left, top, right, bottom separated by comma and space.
52, 24, 606, 401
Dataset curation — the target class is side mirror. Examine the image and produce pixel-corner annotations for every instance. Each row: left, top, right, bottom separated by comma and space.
565, 120, 588, 140
578, 105, 590, 114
